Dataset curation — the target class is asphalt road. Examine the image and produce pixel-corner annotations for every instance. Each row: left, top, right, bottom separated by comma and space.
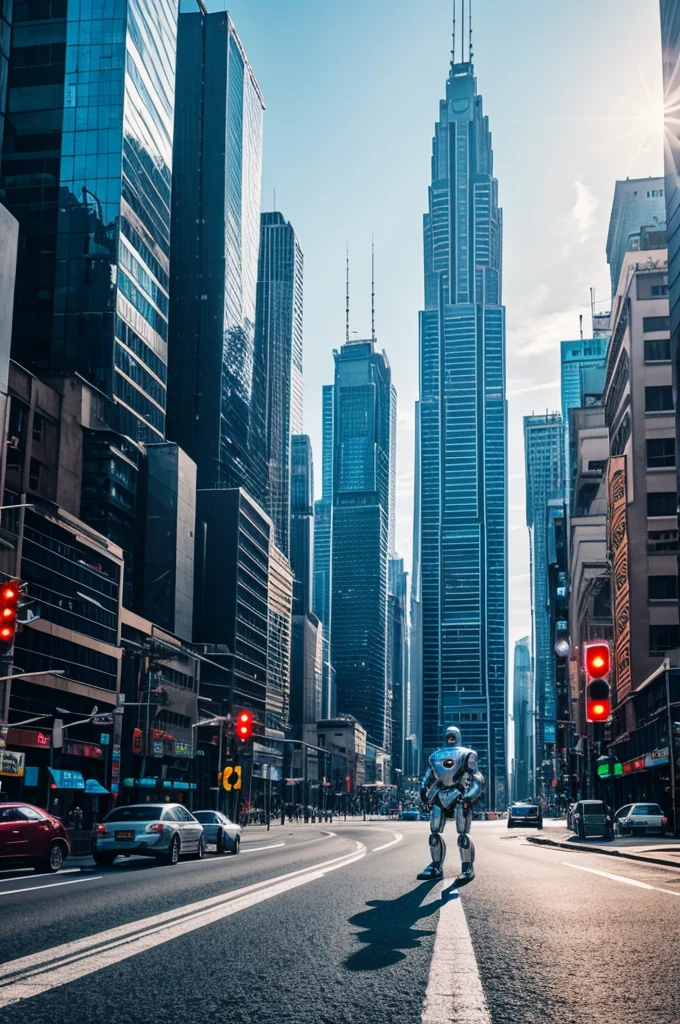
0, 820, 678, 1024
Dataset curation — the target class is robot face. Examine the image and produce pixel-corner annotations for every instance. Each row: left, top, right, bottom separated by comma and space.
445, 726, 461, 747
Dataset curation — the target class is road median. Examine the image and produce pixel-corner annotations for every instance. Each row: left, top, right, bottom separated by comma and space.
527, 833, 680, 869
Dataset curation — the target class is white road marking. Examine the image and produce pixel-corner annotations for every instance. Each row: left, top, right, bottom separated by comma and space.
241, 841, 286, 853
421, 889, 491, 1024
0, 867, 81, 885
0, 876, 102, 898
372, 831, 403, 853
561, 861, 680, 896
0, 841, 366, 1007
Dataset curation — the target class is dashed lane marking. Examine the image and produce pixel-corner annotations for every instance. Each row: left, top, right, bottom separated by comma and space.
0, 841, 366, 1008
421, 887, 491, 1024
0, 876, 102, 898
241, 842, 286, 853
372, 831, 404, 853
562, 860, 680, 896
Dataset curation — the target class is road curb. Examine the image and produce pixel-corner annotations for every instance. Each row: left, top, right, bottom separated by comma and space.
526, 834, 680, 869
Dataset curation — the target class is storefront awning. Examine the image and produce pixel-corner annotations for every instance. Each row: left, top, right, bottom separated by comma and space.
84, 779, 109, 795
48, 768, 85, 790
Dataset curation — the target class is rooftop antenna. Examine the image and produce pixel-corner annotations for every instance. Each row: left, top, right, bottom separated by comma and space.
461, 0, 465, 63
469, 0, 473, 61
371, 234, 376, 342
452, 0, 455, 67
345, 245, 350, 343
273, 186, 276, 211
579, 314, 583, 340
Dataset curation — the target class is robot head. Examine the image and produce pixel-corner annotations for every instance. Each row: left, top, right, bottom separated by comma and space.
444, 725, 461, 747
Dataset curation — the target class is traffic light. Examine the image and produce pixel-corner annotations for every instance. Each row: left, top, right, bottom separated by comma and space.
236, 710, 253, 741
583, 640, 611, 723
222, 765, 242, 791
0, 580, 20, 653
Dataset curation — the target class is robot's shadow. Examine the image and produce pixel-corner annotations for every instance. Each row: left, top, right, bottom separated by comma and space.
344, 881, 459, 972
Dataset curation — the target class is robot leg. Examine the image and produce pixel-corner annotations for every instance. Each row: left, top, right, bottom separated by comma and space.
416, 804, 447, 881
455, 801, 475, 884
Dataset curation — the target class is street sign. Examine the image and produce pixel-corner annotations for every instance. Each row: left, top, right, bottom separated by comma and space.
100, 733, 110, 745
222, 765, 242, 791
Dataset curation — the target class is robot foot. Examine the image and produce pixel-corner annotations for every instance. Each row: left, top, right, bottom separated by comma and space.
417, 862, 444, 881
455, 864, 475, 886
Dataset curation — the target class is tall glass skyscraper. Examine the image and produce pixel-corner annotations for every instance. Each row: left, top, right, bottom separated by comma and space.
168, 2, 264, 491
523, 413, 565, 786
331, 339, 394, 750
312, 384, 334, 629
606, 177, 667, 296
290, 433, 314, 617
253, 211, 304, 554
3, 0, 178, 441
512, 636, 533, 802
661, 0, 680, 496
416, 29, 507, 806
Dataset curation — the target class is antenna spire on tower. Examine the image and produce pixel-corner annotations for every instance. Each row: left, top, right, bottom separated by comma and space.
461, 0, 465, 63
451, 0, 455, 67
469, 0, 473, 61
371, 233, 376, 342
345, 245, 350, 343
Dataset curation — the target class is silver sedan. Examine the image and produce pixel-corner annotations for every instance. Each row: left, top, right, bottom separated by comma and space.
91, 803, 205, 866
192, 810, 241, 854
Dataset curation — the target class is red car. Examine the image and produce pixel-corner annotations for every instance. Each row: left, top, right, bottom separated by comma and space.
0, 802, 70, 872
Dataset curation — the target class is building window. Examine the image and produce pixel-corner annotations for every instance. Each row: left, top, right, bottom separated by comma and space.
644, 338, 671, 362
32, 413, 44, 444
648, 529, 680, 553
650, 624, 680, 655
648, 576, 678, 601
647, 491, 677, 517
645, 386, 674, 412
646, 437, 675, 468
643, 316, 670, 333
28, 459, 41, 491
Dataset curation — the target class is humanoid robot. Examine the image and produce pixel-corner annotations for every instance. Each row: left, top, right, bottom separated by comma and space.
417, 725, 485, 883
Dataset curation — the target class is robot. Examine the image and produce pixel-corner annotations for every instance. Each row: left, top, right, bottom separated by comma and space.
417, 725, 485, 883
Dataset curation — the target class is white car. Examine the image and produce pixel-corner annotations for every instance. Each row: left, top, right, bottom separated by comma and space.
192, 810, 241, 853
614, 803, 667, 836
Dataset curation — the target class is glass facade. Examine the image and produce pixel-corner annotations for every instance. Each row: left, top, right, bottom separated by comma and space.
661, 1, 680, 498
331, 339, 393, 749
606, 178, 667, 296
388, 557, 409, 773
253, 211, 304, 554
267, 543, 293, 736
0, 0, 11, 171
417, 54, 507, 807
512, 636, 532, 801
168, 6, 264, 492
290, 433, 313, 616
313, 384, 334, 629
524, 413, 565, 776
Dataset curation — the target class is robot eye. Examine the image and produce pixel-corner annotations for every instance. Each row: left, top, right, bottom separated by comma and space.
442, 758, 454, 768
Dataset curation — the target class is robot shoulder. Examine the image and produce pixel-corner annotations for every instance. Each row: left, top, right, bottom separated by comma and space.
461, 749, 478, 772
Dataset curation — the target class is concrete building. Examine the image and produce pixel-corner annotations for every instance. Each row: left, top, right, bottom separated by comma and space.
604, 248, 678, 705
0, 202, 18, 493
290, 613, 322, 748
267, 543, 293, 738
512, 637, 532, 802
606, 178, 667, 297
317, 715, 367, 793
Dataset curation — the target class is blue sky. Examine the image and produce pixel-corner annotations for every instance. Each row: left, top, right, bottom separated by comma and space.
213, 0, 664, 646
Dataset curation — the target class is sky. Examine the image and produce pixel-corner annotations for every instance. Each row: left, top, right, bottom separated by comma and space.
212, 0, 664, 654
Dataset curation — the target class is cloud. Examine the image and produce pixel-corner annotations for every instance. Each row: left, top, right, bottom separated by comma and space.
571, 179, 599, 243
507, 379, 560, 398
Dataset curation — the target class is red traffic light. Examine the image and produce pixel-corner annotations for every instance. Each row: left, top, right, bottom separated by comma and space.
236, 710, 253, 741
584, 641, 610, 678
0, 579, 20, 646
586, 698, 611, 722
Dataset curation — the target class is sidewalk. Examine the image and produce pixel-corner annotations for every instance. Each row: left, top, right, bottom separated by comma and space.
527, 826, 680, 869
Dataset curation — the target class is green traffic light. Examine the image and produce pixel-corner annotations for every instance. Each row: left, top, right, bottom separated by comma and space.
614, 762, 623, 776
597, 764, 610, 777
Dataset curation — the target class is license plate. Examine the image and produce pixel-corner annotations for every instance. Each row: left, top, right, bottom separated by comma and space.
115, 830, 134, 841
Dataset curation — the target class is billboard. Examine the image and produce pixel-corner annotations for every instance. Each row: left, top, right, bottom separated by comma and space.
608, 456, 631, 700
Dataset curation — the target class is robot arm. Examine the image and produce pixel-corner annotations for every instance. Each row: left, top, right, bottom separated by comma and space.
419, 767, 435, 806
462, 752, 485, 808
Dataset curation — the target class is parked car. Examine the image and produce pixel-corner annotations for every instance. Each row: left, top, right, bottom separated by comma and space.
614, 803, 667, 836
192, 810, 241, 853
570, 800, 613, 840
91, 803, 205, 866
0, 802, 70, 873
507, 803, 543, 829
397, 809, 420, 822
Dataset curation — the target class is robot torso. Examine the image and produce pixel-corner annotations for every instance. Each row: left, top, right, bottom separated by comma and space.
424, 745, 478, 809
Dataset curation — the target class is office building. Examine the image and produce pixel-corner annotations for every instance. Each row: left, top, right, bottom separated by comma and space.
606, 178, 667, 296
388, 557, 409, 776
0, 202, 17, 470
416, 24, 507, 806
267, 543, 293, 737
331, 338, 393, 750
253, 212, 304, 553
2, 0, 179, 442
512, 637, 532, 802
560, 337, 608, 437
313, 385, 333, 629
168, 3, 264, 491
661, 0, 680, 497
524, 412, 565, 791
0, 0, 10, 172
290, 434, 314, 616
290, 613, 323, 746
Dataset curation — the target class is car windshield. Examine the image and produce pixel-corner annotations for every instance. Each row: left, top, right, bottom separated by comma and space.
512, 806, 538, 815
104, 806, 164, 823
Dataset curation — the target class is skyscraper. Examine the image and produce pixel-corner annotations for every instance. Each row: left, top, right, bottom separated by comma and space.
388, 557, 409, 776
523, 413, 565, 792
253, 211, 304, 554
312, 384, 334, 629
2, 0, 179, 441
512, 637, 532, 802
168, 3, 264, 492
331, 338, 393, 750
0, 0, 11, 172
661, 0, 680, 496
290, 434, 314, 617
560, 338, 608, 423
416, 14, 507, 806
606, 178, 667, 296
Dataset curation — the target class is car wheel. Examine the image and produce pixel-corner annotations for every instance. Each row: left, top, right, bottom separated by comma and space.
507, 821, 513, 829
231, 836, 240, 855
216, 829, 225, 854
660, 827, 666, 837
577, 823, 586, 840
537, 823, 543, 830
93, 853, 116, 867
36, 841, 66, 874
194, 836, 206, 860
161, 835, 180, 866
